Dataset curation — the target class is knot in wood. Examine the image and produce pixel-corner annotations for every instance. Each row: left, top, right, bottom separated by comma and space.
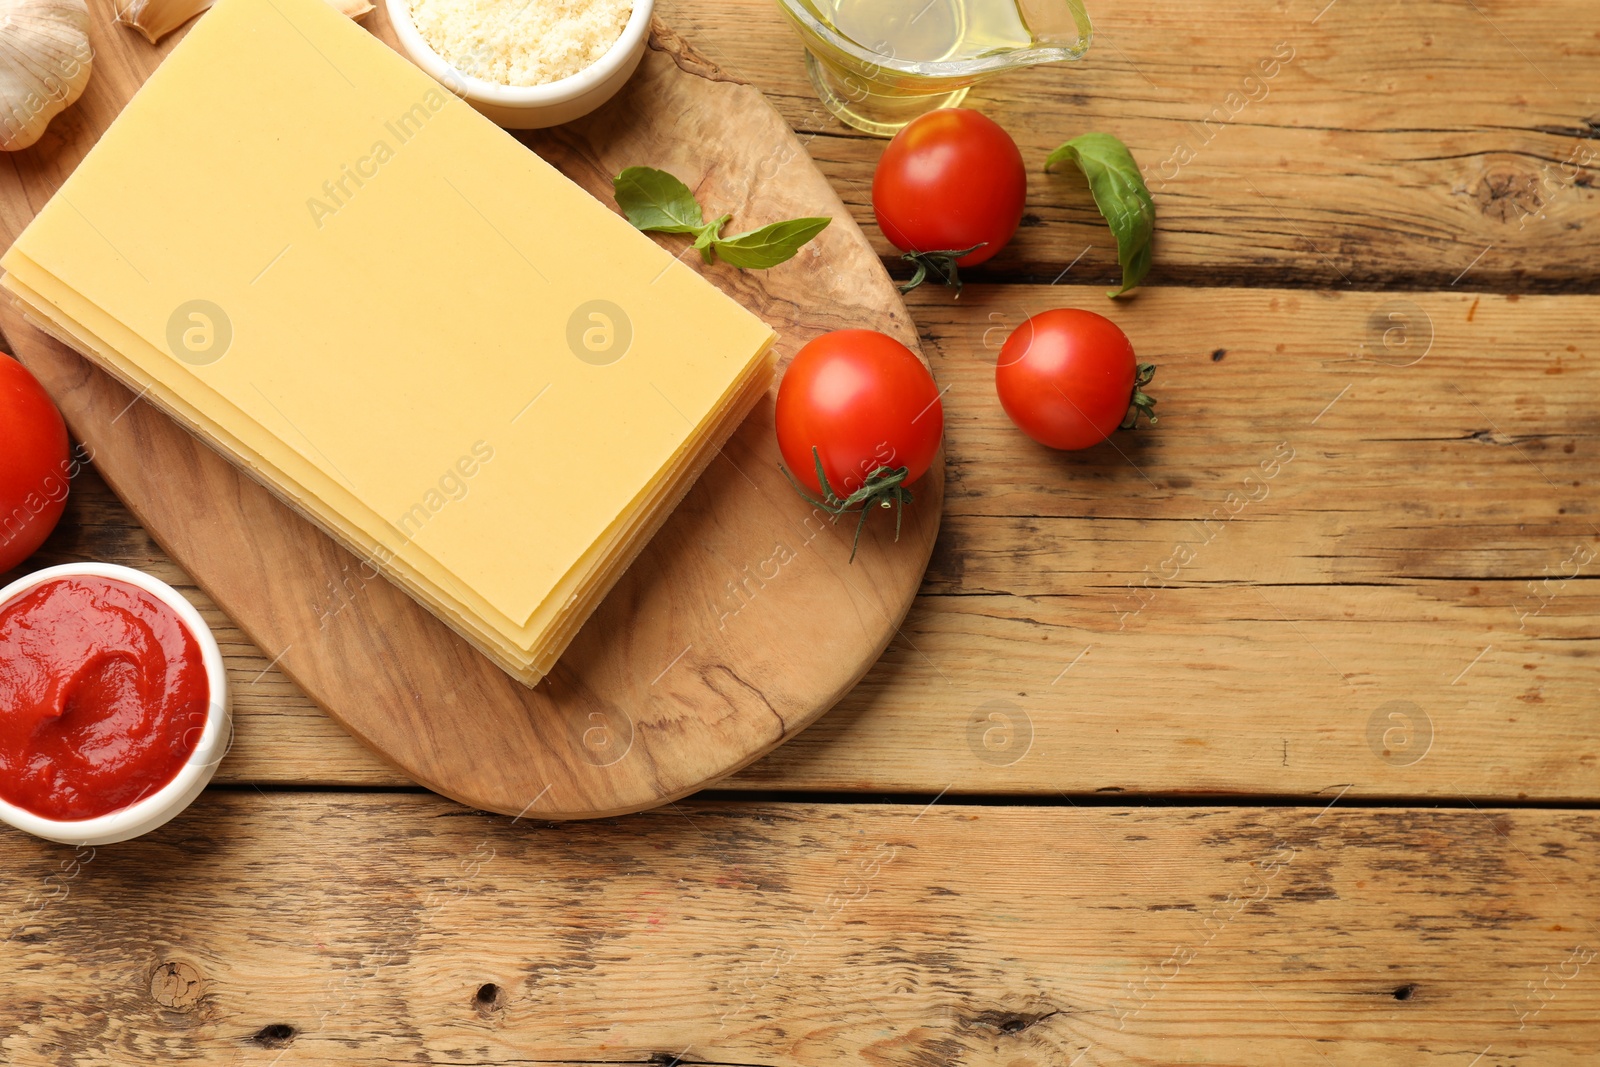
1475, 167, 1543, 223
150, 961, 203, 1011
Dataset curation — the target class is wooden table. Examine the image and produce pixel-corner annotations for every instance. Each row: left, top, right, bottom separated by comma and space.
2, 0, 1597, 1061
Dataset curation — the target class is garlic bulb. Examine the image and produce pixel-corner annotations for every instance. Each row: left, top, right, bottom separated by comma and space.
0, 0, 92, 151
115, 0, 372, 44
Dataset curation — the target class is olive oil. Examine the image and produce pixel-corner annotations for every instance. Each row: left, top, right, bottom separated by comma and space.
778, 0, 1091, 136
798, 0, 1034, 64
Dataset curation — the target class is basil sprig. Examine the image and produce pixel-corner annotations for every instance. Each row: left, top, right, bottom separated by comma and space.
613, 166, 830, 270
1045, 133, 1155, 297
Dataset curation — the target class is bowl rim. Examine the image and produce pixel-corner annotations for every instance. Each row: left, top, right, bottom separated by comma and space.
385, 0, 656, 107
0, 562, 230, 842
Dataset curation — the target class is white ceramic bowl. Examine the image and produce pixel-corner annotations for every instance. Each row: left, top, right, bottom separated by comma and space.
0, 563, 231, 846
386, 0, 655, 129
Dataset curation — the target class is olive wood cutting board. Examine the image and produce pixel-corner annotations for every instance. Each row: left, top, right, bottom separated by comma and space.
0, 7, 941, 819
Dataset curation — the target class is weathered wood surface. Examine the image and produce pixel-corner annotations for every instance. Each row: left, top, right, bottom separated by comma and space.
666, 0, 1600, 292
3, 796, 1598, 1065
1, 0, 1597, 1059
14, 284, 1595, 800
0, 9, 943, 817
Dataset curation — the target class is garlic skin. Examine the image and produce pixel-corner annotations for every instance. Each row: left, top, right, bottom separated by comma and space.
115, 0, 372, 44
0, 0, 92, 151
111, 0, 206, 44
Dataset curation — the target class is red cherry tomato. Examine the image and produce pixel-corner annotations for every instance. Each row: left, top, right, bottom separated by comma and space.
995, 309, 1156, 450
776, 329, 943, 499
872, 108, 1026, 275
0, 355, 71, 573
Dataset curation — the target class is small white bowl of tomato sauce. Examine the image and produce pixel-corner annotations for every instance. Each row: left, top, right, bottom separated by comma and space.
0, 563, 230, 846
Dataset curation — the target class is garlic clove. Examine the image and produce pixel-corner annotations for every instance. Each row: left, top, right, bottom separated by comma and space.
111, 0, 214, 45
115, 0, 372, 44
0, 0, 92, 152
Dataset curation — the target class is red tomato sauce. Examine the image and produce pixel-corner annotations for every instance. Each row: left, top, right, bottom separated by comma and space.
0, 576, 209, 821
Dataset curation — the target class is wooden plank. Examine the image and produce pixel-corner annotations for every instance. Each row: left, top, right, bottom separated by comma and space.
8, 284, 1596, 799
659, 0, 1600, 291
916, 285, 1599, 586
2, 795, 1597, 1064
28, 514, 1600, 802
744, 582, 1600, 800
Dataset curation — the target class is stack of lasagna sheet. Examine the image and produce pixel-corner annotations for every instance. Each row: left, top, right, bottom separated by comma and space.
1, 0, 776, 685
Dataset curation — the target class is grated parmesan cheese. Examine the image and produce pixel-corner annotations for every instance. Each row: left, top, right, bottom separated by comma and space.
408, 0, 634, 87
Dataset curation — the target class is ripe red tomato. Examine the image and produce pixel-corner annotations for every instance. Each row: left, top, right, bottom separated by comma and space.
995, 309, 1157, 450
0, 355, 71, 573
776, 329, 943, 500
872, 108, 1026, 281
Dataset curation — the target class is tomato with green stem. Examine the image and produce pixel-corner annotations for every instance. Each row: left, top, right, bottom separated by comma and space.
775, 330, 943, 558
995, 309, 1157, 450
872, 108, 1027, 293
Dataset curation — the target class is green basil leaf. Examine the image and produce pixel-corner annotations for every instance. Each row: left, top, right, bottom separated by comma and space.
1045, 133, 1155, 296
711, 216, 831, 270
614, 165, 832, 270
612, 166, 707, 234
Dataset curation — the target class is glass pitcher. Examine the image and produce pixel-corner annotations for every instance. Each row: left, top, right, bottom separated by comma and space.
775, 0, 1093, 136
